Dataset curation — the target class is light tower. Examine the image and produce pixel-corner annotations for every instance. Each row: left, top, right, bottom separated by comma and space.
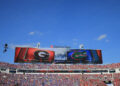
37, 42, 40, 48
79, 44, 84, 49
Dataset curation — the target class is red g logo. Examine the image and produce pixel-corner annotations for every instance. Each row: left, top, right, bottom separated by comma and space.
34, 50, 49, 61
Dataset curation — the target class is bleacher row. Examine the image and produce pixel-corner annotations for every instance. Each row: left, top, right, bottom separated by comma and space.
0, 62, 120, 69
1, 73, 120, 86
1, 62, 120, 86
0, 73, 113, 86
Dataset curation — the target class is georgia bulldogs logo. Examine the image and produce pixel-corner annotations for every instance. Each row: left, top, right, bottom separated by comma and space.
34, 50, 49, 61
38, 52, 47, 57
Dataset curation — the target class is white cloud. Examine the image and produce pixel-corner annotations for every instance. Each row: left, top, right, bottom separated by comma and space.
29, 31, 43, 36
97, 34, 107, 40
29, 32, 35, 35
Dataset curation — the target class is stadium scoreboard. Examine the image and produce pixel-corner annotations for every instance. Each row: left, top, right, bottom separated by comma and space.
14, 47, 102, 64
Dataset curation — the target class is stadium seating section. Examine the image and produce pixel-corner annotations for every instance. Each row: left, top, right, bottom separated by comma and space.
0, 62, 120, 86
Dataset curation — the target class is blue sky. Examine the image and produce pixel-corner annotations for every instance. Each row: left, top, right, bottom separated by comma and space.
0, 0, 120, 64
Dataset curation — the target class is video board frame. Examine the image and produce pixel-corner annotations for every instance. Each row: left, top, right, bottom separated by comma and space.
14, 47, 102, 64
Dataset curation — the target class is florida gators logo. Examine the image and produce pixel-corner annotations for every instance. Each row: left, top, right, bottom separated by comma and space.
71, 51, 87, 60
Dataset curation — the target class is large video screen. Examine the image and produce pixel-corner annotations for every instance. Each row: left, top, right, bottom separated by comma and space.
39, 48, 70, 63
14, 47, 54, 63
52, 48, 69, 63
14, 47, 102, 64
67, 49, 102, 64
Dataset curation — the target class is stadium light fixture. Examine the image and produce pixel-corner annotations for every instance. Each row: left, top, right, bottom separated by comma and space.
79, 44, 84, 49
37, 42, 40, 48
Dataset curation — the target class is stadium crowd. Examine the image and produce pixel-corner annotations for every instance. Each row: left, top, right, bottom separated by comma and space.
1, 62, 120, 86
1, 73, 120, 86
0, 73, 112, 86
1, 62, 120, 69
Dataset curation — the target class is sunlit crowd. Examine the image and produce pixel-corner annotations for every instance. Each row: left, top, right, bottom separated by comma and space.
1, 62, 120, 69
0, 62, 120, 86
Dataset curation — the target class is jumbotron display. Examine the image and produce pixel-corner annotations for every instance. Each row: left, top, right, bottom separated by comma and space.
14, 47, 102, 64
67, 49, 102, 64
14, 47, 54, 63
